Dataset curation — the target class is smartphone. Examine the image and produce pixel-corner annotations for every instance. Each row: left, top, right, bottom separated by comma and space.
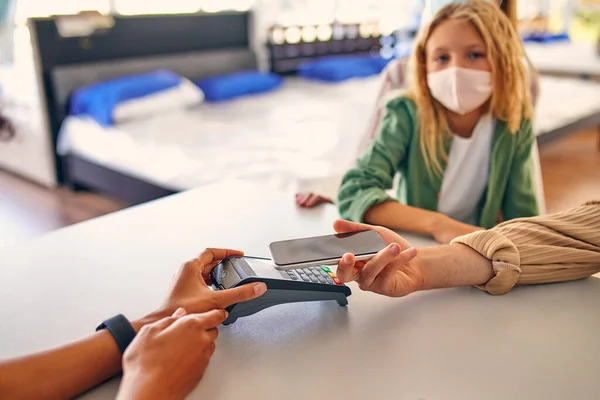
268, 230, 386, 270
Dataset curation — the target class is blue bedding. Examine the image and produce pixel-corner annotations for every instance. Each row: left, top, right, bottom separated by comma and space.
522, 32, 570, 43
69, 70, 183, 126
195, 71, 283, 102
297, 55, 392, 82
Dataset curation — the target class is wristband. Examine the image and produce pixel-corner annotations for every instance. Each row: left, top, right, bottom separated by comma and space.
96, 314, 137, 354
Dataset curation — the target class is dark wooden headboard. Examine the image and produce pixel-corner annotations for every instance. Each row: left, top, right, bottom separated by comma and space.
29, 11, 256, 183
266, 22, 418, 75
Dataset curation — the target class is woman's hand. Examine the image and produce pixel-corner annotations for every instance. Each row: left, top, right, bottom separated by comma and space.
295, 192, 333, 208
118, 308, 225, 400
121, 249, 269, 399
333, 220, 421, 297
431, 215, 484, 245
0, 249, 267, 400
135, 248, 267, 330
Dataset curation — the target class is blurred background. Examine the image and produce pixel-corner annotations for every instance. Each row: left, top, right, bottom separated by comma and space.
0, 0, 599, 248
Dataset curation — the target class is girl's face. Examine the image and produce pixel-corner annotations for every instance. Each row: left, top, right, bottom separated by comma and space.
425, 19, 492, 74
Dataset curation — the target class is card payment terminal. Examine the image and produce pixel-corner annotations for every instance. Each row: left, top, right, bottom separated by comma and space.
211, 256, 351, 325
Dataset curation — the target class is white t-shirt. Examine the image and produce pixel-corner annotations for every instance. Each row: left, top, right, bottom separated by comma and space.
438, 114, 495, 225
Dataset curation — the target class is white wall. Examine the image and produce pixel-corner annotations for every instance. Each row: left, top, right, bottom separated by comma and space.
0, 27, 56, 188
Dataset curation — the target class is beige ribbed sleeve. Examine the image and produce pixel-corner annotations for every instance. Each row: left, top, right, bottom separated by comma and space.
451, 201, 600, 295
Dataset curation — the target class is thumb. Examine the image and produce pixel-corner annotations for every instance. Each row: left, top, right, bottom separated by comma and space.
333, 219, 363, 233
211, 282, 267, 309
333, 219, 379, 235
336, 253, 359, 283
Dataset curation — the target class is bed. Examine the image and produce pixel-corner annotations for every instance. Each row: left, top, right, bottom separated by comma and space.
57, 76, 382, 194
534, 76, 600, 146
31, 13, 600, 206
30, 12, 262, 204
31, 12, 391, 205
525, 41, 600, 81
55, 73, 600, 200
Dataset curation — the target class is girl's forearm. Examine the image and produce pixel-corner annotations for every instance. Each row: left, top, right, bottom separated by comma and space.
364, 201, 443, 236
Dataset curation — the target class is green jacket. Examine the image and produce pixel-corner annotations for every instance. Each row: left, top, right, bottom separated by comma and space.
337, 97, 539, 229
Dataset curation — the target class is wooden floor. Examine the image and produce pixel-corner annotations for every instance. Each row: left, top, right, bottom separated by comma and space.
539, 128, 600, 214
1, 128, 599, 248
0, 172, 124, 248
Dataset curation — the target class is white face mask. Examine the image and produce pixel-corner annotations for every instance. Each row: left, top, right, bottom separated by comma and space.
427, 67, 493, 115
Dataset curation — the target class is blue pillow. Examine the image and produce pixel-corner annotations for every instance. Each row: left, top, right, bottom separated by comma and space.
297, 55, 392, 83
195, 71, 283, 102
69, 70, 183, 126
522, 32, 570, 43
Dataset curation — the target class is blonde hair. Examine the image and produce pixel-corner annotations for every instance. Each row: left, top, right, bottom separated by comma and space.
499, 0, 542, 105
499, 0, 518, 28
408, 0, 533, 177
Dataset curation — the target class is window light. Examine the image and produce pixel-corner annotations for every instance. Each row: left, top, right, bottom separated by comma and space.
359, 23, 372, 38
316, 24, 332, 41
301, 26, 317, 43
271, 27, 285, 45
284, 26, 301, 44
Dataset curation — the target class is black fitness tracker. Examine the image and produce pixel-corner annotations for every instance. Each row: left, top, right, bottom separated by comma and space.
96, 314, 137, 354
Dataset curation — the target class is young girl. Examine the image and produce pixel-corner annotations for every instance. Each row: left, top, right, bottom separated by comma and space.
336, 0, 539, 244
368, 0, 540, 155
296, 0, 540, 208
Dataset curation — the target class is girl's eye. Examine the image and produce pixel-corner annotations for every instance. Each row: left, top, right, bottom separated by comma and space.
435, 54, 450, 63
469, 51, 486, 59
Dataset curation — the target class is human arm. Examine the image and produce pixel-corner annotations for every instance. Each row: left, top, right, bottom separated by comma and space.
335, 201, 600, 296
295, 60, 408, 210
337, 98, 438, 234
336, 98, 410, 225
0, 328, 126, 400
333, 220, 493, 296
363, 201, 483, 244
337, 98, 481, 243
116, 309, 226, 400
453, 201, 600, 294
0, 248, 267, 400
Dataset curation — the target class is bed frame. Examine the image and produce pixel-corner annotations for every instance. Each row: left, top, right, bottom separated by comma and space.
267, 22, 384, 75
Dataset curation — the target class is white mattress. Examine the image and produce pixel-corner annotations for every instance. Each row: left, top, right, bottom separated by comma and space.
525, 42, 600, 77
58, 77, 382, 193
58, 75, 600, 196
534, 76, 600, 135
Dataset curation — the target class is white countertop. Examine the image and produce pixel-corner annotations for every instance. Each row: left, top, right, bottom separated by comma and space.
1, 180, 599, 400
